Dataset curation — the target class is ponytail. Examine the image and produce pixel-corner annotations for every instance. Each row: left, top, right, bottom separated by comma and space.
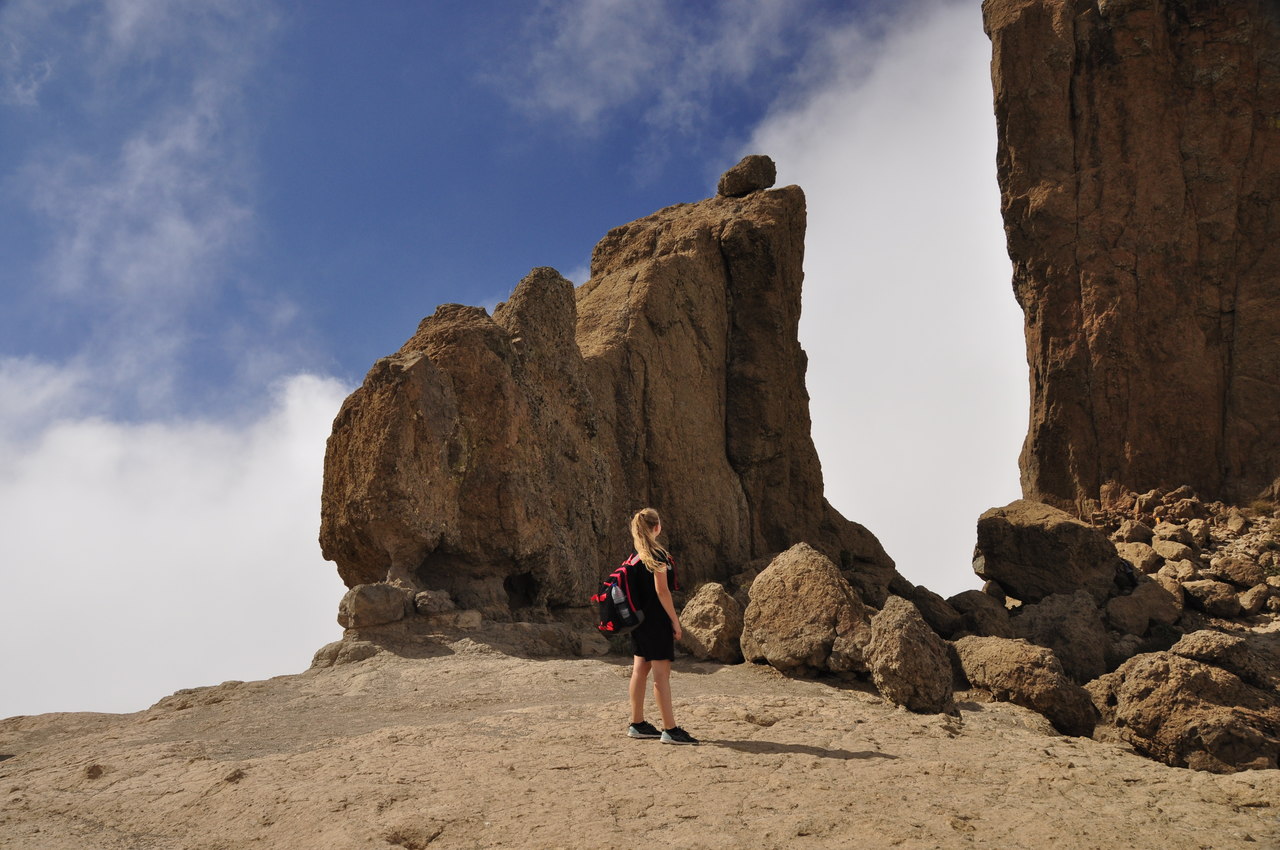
630, 507, 668, 574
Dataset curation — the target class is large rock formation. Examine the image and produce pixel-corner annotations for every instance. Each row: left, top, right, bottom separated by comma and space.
321, 162, 894, 616
985, 0, 1280, 513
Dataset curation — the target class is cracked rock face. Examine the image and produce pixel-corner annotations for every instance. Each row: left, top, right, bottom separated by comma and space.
985, 0, 1280, 512
320, 178, 893, 617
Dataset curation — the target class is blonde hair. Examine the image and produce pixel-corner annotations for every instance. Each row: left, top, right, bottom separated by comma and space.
630, 507, 668, 574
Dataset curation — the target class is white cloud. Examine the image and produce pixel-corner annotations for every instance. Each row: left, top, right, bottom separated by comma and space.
0, 371, 350, 718
748, 1, 1026, 597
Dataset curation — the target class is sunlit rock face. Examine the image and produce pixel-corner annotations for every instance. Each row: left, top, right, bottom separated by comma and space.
985, 0, 1280, 513
320, 160, 894, 618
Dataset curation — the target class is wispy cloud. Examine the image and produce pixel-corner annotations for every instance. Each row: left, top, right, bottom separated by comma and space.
503, 0, 855, 138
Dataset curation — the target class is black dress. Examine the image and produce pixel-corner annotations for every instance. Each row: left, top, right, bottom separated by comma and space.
629, 551, 676, 662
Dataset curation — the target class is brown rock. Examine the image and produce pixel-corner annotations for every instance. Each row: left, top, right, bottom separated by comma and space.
717, 155, 777, 197
866, 598, 954, 714
337, 583, 414, 629
1151, 538, 1197, 564
1186, 518, 1211, 549
973, 500, 1124, 604
985, 0, 1280, 510
953, 636, 1098, 737
1114, 542, 1162, 575
679, 583, 744, 664
1239, 584, 1271, 617
1157, 559, 1198, 584
320, 180, 894, 613
1205, 555, 1266, 589
948, 589, 1013, 638
900, 584, 963, 639
1088, 652, 1280, 772
1104, 579, 1181, 636
1182, 580, 1244, 619
1152, 522, 1194, 547
1010, 591, 1108, 684
741, 544, 871, 675
1112, 520, 1153, 544
1171, 630, 1280, 691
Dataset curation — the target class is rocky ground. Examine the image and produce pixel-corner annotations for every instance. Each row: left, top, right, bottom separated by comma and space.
4, 633, 1278, 850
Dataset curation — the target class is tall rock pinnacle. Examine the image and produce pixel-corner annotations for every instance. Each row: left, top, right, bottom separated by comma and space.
985, 0, 1280, 512
320, 161, 895, 617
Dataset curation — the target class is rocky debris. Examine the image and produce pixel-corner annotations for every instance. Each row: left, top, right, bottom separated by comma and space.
1088, 650, 1280, 773
321, 169, 895, 617
900, 584, 963, 639
717, 154, 777, 197
1112, 520, 1153, 544
1241, 584, 1271, 617
1010, 590, 1108, 684
947, 589, 1013, 638
1170, 630, 1280, 692
1205, 555, 1266, 589
1114, 542, 1161, 575
953, 636, 1098, 737
865, 597, 954, 714
740, 544, 871, 676
973, 500, 1125, 604
414, 589, 457, 616
985, 0, 1280, 511
337, 583, 414, 629
679, 582, 744, 664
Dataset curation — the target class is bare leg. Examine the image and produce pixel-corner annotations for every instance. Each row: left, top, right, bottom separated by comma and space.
651, 659, 675, 729
629, 657, 652, 723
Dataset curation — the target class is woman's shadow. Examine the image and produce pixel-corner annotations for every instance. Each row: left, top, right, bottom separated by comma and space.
702, 739, 897, 761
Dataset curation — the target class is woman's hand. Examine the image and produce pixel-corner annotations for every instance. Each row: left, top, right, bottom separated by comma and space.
672, 620, 682, 641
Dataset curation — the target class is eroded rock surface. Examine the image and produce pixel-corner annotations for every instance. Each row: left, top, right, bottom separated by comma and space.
321, 170, 893, 617
985, 0, 1280, 511
954, 636, 1098, 737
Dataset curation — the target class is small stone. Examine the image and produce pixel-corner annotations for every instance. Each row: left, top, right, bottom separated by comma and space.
1112, 519, 1154, 544
1152, 521, 1194, 547
1115, 541, 1162, 574
1239, 584, 1270, 617
1151, 538, 1196, 563
1181, 580, 1243, 618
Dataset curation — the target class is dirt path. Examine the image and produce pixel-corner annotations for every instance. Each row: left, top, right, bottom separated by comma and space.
3, 639, 1278, 849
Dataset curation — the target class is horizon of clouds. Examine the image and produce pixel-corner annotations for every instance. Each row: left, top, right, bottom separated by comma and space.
0, 0, 1024, 718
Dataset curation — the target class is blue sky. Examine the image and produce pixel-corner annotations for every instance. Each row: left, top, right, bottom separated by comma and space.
0, 0, 1024, 717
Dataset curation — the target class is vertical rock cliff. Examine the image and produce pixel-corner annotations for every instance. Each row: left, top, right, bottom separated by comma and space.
320, 160, 895, 617
985, 0, 1280, 512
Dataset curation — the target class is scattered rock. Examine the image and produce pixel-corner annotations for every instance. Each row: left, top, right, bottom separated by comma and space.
717, 154, 777, 197
948, 589, 1013, 638
973, 500, 1124, 604
1152, 522, 1194, 547
1115, 542, 1162, 575
337, 583, 414, 629
953, 636, 1098, 737
1239, 584, 1271, 617
1112, 519, 1153, 544
901, 585, 963, 639
1088, 652, 1280, 772
1104, 579, 1181, 636
1151, 537, 1197, 564
741, 544, 870, 676
679, 582, 745, 663
414, 589, 457, 616
1010, 591, 1108, 684
1205, 555, 1266, 589
866, 598, 954, 714
1170, 630, 1280, 691
1182, 580, 1244, 619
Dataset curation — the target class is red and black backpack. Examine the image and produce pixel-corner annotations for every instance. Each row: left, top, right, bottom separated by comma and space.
592, 553, 678, 635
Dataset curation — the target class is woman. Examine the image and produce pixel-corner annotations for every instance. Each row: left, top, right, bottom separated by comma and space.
625, 507, 698, 745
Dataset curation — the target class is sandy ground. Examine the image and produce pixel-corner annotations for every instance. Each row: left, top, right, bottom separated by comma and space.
2, 636, 1278, 850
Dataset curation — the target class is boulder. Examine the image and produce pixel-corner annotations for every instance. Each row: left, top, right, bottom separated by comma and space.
1239, 584, 1270, 617
1182, 580, 1244, 619
1152, 522, 1194, 547
953, 636, 1098, 737
1112, 519, 1153, 544
1104, 579, 1181, 637
865, 598, 954, 714
679, 582, 744, 663
1010, 591, 1108, 684
741, 544, 871, 675
986, 0, 1280, 509
320, 177, 895, 611
1114, 542, 1162, 575
414, 589, 457, 616
973, 500, 1123, 604
337, 583, 414, 629
900, 585, 963, 639
1170, 630, 1280, 691
717, 154, 777, 197
1087, 652, 1280, 772
947, 589, 1013, 638
1150, 538, 1197, 564
1186, 519, 1211, 549
1204, 555, 1266, 589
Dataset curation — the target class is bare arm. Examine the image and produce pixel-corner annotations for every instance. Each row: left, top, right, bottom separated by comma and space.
654, 567, 681, 641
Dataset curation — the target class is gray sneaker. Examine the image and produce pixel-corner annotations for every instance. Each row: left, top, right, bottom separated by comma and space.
660, 726, 699, 745
627, 721, 661, 739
